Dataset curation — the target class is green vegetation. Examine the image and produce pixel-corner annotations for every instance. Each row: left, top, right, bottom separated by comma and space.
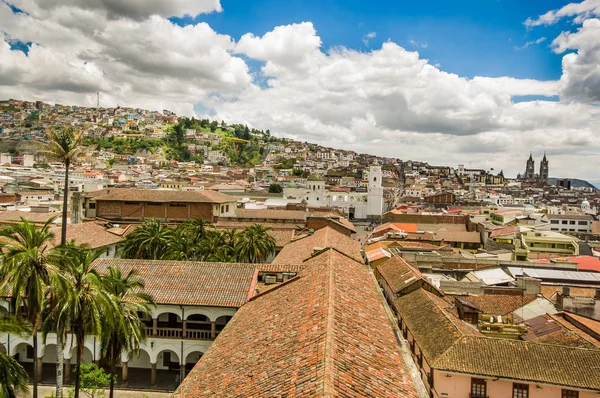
0, 219, 153, 398
0, 315, 29, 398
268, 183, 283, 194
81, 117, 284, 166
273, 157, 296, 170
121, 219, 276, 263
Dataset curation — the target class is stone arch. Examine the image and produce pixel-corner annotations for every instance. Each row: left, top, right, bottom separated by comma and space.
154, 349, 180, 371
0, 344, 6, 354
128, 348, 152, 369
69, 345, 94, 364
11, 342, 33, 361
41, 344, 58, 364
154, 310, 183, 328
214, 315, 233, 335
184, 308, 214, 321
184, 351, 203, 371
150, 305, 183, 320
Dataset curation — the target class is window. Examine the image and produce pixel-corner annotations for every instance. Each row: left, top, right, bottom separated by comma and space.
513, 383, 529, 398
124, 201, 140, 205
569, 220, 576, 225
88, 203, 96, 209
226, 204, 230, 213
169, 203, 187, 207
578, 221, 588, 225
550, 220, 559, 224
562, 220, 568, 224
562, 390, 578, 398
471, 378, 486, 398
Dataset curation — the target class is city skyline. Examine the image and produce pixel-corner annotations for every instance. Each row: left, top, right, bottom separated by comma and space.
0, 0, 599, 180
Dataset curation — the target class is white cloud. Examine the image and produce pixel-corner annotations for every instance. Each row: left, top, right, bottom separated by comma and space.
362, 31, 376, 46
6, 0, 222, 20
514, 36, 546, 51
1, 1, 600, 179
409, 37, 428, 48
524, 0, 600, 27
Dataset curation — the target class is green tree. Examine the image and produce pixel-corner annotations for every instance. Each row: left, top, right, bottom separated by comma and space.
235, 224, 276, 263
44, 128, 83, 247
77, 364, 111, 398
0, 217, 56, 398
268, 183, 283, 194
100, 267, 153, 398
44, 127, 84, 398
0, 315, 29, 398
52, 246, 114, 398
120, 219, 172, 260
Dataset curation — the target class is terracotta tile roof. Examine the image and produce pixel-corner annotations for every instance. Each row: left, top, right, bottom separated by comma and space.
173, 249, 419, 397
378, 256, 423, 295
541, 286, 597, 302
434, 336, 600, 390
550, 313, 600, 348
91, 259, 256, 307
85, 188, 234, 204
231, 208, 307, 221
563, 312, 600, 341
393, 289, 467, 364
435, 230, 481, 244
49, 222, 130, 249
373, 222, 418, 234
459, 294, 538, 315
0, 210, 62, 224
523, 314, 597, 349
489, 225, 517, 238
272, 226, 363, 265
416, 223, 467, 232
365, 246, 392, 262
255, 263, 306, 273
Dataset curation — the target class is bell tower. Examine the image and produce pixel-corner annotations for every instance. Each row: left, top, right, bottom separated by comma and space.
367, 164, 383, 221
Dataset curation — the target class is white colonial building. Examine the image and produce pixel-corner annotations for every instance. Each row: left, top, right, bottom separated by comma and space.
0, 259, 302, 389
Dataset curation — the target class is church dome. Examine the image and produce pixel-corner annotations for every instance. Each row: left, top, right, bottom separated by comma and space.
581, 199, 590, 210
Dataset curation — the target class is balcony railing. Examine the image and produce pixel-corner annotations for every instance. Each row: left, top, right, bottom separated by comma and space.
145, 327, 215, 340
469, 394, 489, 398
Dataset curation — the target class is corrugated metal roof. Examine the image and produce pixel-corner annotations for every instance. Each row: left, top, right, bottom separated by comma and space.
507, 267, 600, 283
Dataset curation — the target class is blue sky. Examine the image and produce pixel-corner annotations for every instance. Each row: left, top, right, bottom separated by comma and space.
172, 0, 572, 81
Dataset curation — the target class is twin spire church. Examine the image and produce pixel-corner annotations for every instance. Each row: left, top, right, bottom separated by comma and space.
518, 152, 549, 183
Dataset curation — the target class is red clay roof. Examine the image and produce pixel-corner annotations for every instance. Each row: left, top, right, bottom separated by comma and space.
173, 249, 419, 397
373, 222, 418, 234
85, 188, 234, 204
272, 226, 363, 265
91, 259, 257, 307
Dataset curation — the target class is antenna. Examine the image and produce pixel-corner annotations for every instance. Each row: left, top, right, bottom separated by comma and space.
97, 92, 100, 110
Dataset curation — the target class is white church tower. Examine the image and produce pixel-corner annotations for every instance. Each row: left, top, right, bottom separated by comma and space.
367, 164, 383, 221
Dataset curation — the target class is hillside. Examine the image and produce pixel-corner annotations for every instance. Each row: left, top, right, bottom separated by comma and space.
547, 177, 596, 189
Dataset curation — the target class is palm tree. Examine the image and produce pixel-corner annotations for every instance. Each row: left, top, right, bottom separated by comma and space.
199, 230, 237, 262
120, 219, 172, 260
44, 127, 83, 246
235, 224, 276, 263
99, 267, 154, 398
178, 219, 212, 244
0, 315, 29, 398
163, 229, 200, 261
52, 245, 114, 398
0, 217, 56, 398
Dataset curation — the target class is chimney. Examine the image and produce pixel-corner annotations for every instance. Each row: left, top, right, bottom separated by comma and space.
562, 286, 570, 297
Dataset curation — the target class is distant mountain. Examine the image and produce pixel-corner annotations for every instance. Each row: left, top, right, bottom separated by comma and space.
547, 178, 596, 189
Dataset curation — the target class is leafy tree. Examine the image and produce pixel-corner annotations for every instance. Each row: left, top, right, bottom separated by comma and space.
235, 224, 276, 263
52, 246, 114, 398
100, 268, 153, 398
0, 315, 29, 398
0, 217, 57, 398
268, 183, 283, 194
77, 364, 111, 398
120, 219, 172, 260
44, 128, 83, 247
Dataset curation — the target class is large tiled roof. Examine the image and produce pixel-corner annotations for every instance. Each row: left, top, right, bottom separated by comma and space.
49, 222, 131, 249
393, 289, 467, 364
272, 226, 363, 264
232, 208, 307, 221
85, 188, 234, 204
378, 256, 423, 295
173, 249, 419, 397
0, 210, 62, 224
434, 336, 600, 391
458, 294, 538, 316
91, 259, 256, 307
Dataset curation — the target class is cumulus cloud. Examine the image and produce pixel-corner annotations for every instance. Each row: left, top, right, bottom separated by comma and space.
6, 0, 222, 20
524, 0, 600, 27
1, 1, 600, 178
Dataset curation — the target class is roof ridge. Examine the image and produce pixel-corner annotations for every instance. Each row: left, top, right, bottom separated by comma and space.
321, 250, 336, 395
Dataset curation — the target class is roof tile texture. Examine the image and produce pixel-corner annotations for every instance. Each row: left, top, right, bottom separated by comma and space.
173, 249, 419, 397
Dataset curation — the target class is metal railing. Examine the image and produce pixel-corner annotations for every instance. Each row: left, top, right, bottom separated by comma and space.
145, 327, 214, 340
